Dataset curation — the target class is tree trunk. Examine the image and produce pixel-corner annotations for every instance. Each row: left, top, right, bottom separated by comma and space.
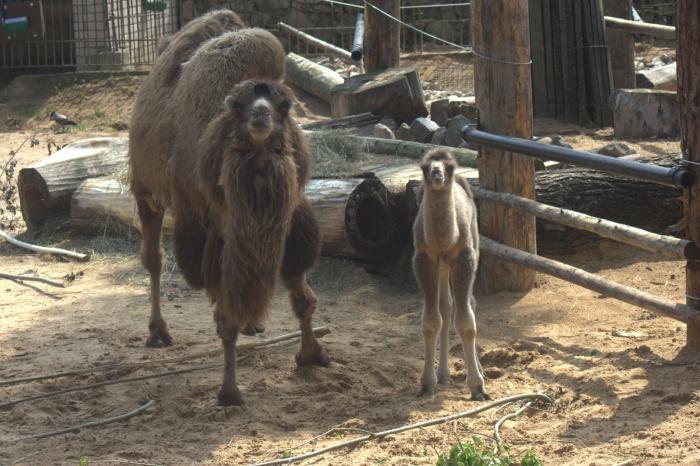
17, 137, 128, 230
472, 0, 537, 293
363, 0, 400, 73
677, 0, 700, 349
603, 0, 635, 89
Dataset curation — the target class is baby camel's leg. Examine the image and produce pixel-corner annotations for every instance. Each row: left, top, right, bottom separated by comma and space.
135, 196, 173, 347
436, 264, 452, 385
215, 304, 244, 407
281, 199, 329, 367
413, 251, 441, 396
451, 250, 489, 401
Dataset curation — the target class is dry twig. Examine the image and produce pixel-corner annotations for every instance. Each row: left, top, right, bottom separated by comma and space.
493, 400, 535, 448
0, 272, 66, 288
0, 327, 330, 387
0, 230, 90, 262
252, 393, 553, 466
12, 400, 154, 442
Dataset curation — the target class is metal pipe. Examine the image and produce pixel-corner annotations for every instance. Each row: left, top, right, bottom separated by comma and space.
461, 126, 694, 189
351, 13, 364, 62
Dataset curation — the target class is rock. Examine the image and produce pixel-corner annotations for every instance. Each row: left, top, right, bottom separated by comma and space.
409, 117, 440, 143
430, 127, 447, 145
373, 123, 395, 140
445, 114, 470, 148
594, 143, 635, 157
396, 122, 412, 141
379, 116, 398, 131
429, 99, 450, 126
636, 62, 677, 91
483, 367, 505, 379
551, 136, 573, 149
534, 136, 552, 145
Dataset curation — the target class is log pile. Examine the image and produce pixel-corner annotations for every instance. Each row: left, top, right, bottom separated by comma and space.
16, 135, 685, 262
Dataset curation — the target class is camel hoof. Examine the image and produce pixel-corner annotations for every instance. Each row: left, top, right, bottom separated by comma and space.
241, 324, 265, 336
146, 330, 175, 348
218, 388, 245, 407
419, 385, 435, 397
295, 347, 330, 367
470, 390, 491, 402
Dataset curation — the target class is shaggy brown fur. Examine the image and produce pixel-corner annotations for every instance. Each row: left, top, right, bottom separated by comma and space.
128, 16, 286, 348
129, 18, 328, 406
412, 149, 489, 401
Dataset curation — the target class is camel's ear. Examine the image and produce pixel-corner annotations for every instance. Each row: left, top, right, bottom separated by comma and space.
225, 95, 243, 115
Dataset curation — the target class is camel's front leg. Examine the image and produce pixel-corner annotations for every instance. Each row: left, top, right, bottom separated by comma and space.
281, 199, 329, 368
215, 306, 244, 407
413, 251, 441, 396
437, 264, 452, 385
451, 252, 489, 401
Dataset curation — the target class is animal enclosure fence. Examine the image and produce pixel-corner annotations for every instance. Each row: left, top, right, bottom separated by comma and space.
459, 124, 700, 329
0, 0, 475, 93
0, 0, 178, 69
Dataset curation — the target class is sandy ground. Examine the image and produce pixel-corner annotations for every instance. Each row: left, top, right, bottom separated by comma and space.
2, 49, 700, 466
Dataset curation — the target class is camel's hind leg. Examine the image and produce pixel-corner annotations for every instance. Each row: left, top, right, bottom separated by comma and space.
451, 251, 489, 401
413, 251, 441, 396
281, 199, 329, 367
136, 196, 173, 347
436, 263, 452, 385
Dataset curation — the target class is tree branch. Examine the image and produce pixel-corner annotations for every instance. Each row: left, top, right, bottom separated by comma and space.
0, 230, 90, 262
252, 393, 553, 466
0, 272, 66, 288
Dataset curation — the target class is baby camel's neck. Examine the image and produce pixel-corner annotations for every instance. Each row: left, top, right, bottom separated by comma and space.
423, 182, 459, 250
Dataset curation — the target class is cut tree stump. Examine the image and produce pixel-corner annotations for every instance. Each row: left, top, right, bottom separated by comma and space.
609, 89, 680, 138
17, 137, 128, 230
330, 67, 428, 125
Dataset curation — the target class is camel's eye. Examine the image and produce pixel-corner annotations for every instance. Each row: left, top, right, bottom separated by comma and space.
278, 99, 292, 116
225, 95, 244, 115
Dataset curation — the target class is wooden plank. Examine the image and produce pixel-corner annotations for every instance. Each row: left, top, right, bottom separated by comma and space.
603, 0, 636, 89
529, 0, 547, 118
572, 0, 591, 125
604, 15, 676, 39
555, 0, 573, 122
542, 0, 556, 118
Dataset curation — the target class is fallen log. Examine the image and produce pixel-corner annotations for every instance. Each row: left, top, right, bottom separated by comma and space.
636, 62, 677, 91
71, 175, 402, 262
609, 89, 680, 139
17, 137, 128, 230
285, 53, 344, 103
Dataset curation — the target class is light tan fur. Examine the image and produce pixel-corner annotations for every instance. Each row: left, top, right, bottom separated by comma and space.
412, 148, 489, 401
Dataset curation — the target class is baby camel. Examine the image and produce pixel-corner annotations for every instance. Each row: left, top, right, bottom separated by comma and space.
412, 148, 489, 401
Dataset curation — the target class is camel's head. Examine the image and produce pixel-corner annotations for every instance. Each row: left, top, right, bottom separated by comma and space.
225, 80, 293, 144
420, 149, 457, 190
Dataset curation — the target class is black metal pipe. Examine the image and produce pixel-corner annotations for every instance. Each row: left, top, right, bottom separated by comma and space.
461, 126, 695, 189
351, 13, 364, 62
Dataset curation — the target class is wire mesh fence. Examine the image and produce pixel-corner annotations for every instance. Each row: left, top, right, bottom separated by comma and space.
0, 0, 473, 94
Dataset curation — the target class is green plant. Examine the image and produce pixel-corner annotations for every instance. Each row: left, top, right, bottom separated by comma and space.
282, 450, 292, 458
436, 436, 541, 466
78, 457, 89, 466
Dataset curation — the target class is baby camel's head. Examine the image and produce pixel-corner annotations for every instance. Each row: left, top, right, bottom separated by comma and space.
225, 80, 293, 144
420, 149, 457, 191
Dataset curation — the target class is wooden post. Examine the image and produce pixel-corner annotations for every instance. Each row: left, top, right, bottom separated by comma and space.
603, 0, 635, 89
472, 0, 536, 293
677, 0, 700, 350
363, 0, 400, 73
